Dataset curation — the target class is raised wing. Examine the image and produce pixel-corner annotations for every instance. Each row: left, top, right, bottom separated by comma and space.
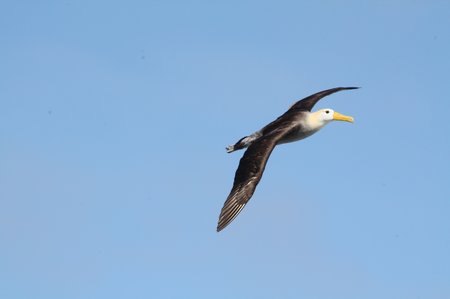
288, 87, 359, 112
217, 123, 295, 232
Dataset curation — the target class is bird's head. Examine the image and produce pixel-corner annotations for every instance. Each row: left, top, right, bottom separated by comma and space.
308, 108, 354, 129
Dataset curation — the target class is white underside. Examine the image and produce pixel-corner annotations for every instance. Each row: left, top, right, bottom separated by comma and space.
277, 127, 320, 145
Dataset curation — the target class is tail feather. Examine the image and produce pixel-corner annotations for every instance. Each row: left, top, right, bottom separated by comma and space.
226, 145, 235, 153
225, 135, 251, 153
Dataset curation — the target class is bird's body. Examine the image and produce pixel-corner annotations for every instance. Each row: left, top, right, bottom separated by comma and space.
217, 87, 358, 232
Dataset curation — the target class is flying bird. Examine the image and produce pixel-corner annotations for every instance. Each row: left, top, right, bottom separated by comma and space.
217, 87, 358, 232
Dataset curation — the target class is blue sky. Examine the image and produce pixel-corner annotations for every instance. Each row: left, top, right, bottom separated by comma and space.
1, 1, 450, 298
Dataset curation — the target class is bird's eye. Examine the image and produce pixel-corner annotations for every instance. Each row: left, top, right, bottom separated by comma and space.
325, 110, 329, 114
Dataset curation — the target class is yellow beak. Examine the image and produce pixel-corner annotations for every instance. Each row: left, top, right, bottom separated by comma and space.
333, 111, 354, 123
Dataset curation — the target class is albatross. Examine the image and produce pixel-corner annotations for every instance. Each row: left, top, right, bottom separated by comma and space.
217, 87, 358, 232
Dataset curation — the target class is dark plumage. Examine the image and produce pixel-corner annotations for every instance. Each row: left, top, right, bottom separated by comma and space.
217, 87, 358, 232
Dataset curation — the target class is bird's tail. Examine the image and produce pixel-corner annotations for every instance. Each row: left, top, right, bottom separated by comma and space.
226, 133, 261, 153
225, 144, 237, 153
226, 136, 250, 153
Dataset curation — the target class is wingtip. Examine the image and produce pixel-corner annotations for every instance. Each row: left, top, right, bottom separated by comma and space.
342, 86, 360, 90
216, 223, 226, 232
216, 219, 228, 232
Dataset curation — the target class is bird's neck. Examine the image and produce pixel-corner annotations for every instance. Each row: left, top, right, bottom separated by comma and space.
305, 112, 327, 132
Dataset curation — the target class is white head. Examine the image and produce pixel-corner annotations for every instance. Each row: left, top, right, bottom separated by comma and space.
307, 108, 354, 130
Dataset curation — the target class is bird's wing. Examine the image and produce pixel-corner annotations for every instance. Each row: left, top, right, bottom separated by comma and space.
217, 122, 296, 232
288, 87, 359, 112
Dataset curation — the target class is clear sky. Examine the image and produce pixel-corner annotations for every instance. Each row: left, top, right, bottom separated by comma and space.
1, 1, 450, 298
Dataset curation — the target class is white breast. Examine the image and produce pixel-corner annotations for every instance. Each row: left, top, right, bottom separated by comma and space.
278, 112, 325, 145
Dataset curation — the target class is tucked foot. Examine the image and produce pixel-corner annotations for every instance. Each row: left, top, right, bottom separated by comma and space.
226, 145, 235, 153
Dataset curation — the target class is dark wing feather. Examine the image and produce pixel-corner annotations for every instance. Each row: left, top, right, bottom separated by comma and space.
217, 123, 295, 232
288, 87, 359, 112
